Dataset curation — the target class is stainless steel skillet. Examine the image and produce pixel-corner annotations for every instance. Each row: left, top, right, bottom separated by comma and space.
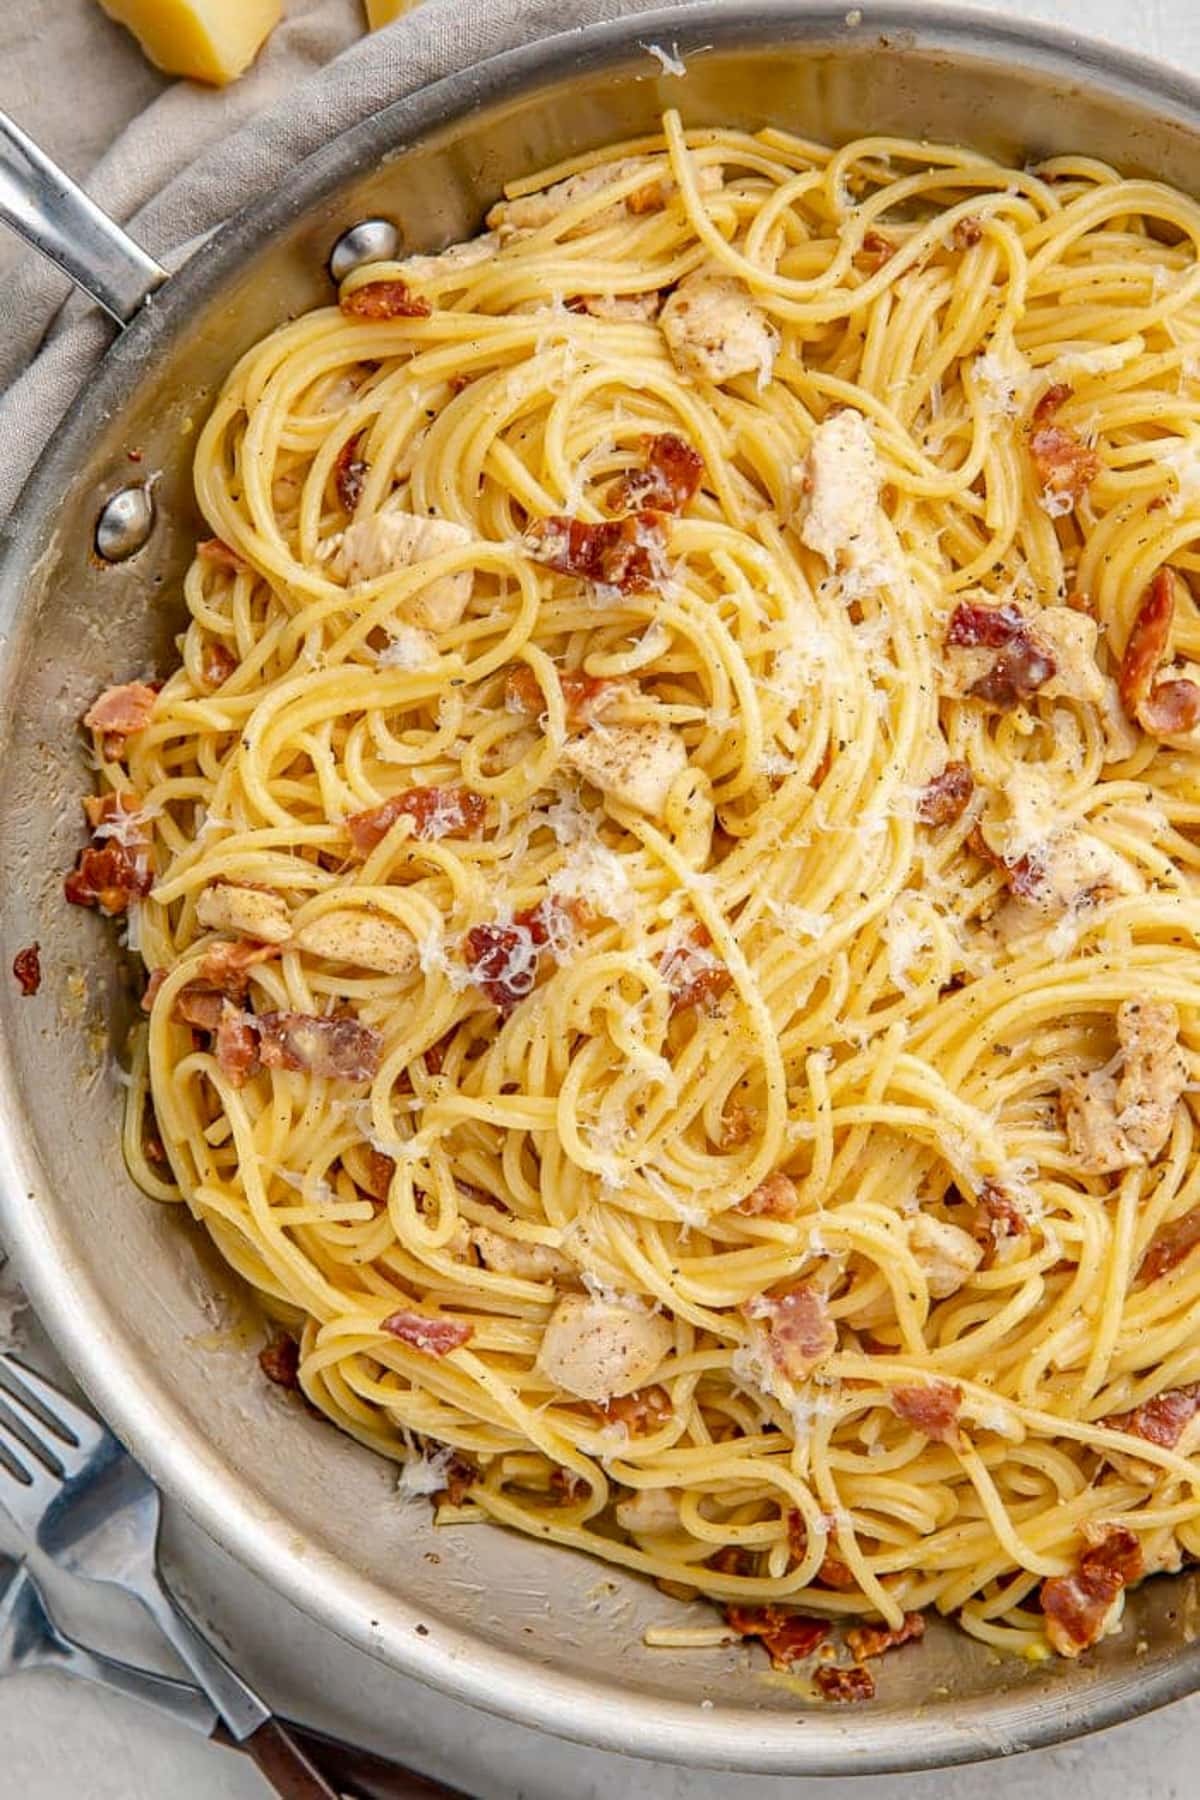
2, 3, 1200, 1774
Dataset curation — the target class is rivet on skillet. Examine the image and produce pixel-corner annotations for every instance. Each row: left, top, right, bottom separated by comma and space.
329, 219, 400, 283
94, 484, 155, 563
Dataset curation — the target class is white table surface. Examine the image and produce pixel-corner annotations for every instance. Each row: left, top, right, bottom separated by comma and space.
5, 0, 1200, 1794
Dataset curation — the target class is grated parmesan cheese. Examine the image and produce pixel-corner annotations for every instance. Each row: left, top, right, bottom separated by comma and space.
377, 625, 438, 669
972, 341, 1031, 417
549, 838, 636, 922
396, 1440, 457, 1501
641, 39, 687, 76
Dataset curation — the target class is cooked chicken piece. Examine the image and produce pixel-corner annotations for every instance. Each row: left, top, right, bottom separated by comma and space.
1061, 1000, 1188, 1173
909, 1214, 983, 1299
980, 773, 1140, 916
293, 910, 416, 976
196, 882, 292, 944
535, 1294, 672, 1400
1019, 829, 1141, 916
487, 159, 721, 237
1035, 608, 1108, 706
796, 409, 883, 572
614, 1486, 681, 1536
334, 510, 474, 633
472, 1223, 573, 1282
659, 270, 777, 385
398, 233, 500, 287
563, 722, 687, 816
1117, 1000, 1188, 1157
1061, 1071, 1136, 1173
573, 292, 662, 322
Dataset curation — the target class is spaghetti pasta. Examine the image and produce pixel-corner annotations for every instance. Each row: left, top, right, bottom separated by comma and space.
68, 113, 1200, 1672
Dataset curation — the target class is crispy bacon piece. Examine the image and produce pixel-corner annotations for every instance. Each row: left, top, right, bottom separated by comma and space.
945, 601, 1056, 708
1138, 1204, 1200, 1284
1118, 569, 1200, 738
786, 1511, 857, 1589
356, 1147, 396, 1203
890, 1381, 962, 1443
945, 602, 1026, 649
175, 988, 225, 1031
589, 1384, 673, 1433
1120, 568, 1174, 715
465, 899, 574, 1015
846, 1611, 926, 1662
196, 938, 280, 995
197, 537, 248, 572
335, 431, 369, 512
11, 944, 40, 997
202, 641, 238, 688
626, 180, 664, 215
670, 963, 732, 1016
662, 929, 733, 1017
1029, 419, 1101, 507
504, 664, 617, 722
257, 1012, 383, 1081
1031, 383, 1074, 428
433, 1452, 478, 1507
259, 1336, 300, 1390
953, 216, 983, 248
724, 1605, 829, 1669
1102, 1382, 1200, 1450
346, 786, 486, 854
1040, 1527, 1143, 1657
380, 1310, 472, 1355
971, 640, 1057, 708
1041, 1568, 1122, 1655
608, 433, 704, 514
815, 1664, 875, 1702
64, 843, 153, 915
1083, 1523, 1144, 1585
83, 791, 142, 833
524, 510, 668, 594
214, 1004, 261, 1086
855, 228, 894, 271
736, 1171, 800, 1219
1139, 678, 1200, 736
747, 1285, 836, 1382
82, 682, 157, 741
339, 280, 432, 321
917, 762, 974, 827
709, 1545, 752, 1578
977, 1179, 1026, 1239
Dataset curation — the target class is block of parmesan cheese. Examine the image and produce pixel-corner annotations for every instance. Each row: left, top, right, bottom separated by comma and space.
96, 0, 282, 86
365, 0, 420, 25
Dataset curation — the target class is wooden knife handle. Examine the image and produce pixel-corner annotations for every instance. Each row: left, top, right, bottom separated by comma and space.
216, 1717, 467, 1799
237, 1717, 346, 1799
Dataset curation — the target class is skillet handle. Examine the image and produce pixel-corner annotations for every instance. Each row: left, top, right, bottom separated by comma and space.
0, 110, 167, 324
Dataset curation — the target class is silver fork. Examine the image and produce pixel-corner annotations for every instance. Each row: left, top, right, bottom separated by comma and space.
0, 1353, 341, 1800
0, 1551, 218, 1732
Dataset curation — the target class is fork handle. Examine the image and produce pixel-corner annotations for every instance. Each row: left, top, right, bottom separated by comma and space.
133, 1578, 341, 1799
133, 1574, 269, 1739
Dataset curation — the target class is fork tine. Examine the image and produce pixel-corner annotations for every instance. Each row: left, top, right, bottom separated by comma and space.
0, 1356, 108, 1460
0, 1407, 65, 1518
